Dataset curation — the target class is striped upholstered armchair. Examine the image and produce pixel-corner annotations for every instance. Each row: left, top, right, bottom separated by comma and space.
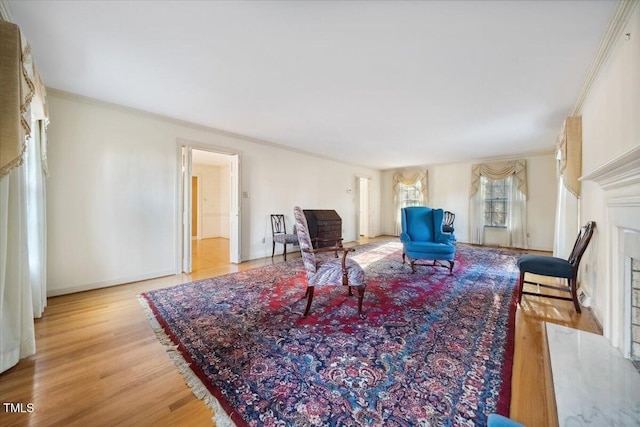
293, 206, 365, 317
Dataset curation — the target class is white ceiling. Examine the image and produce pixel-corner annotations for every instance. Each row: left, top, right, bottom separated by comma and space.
7, 0, 615, 170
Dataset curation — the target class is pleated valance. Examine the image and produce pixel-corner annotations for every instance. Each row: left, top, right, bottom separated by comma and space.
393, 169, 428, 203
556, 116, 582, 197
0, 20, 48, 177
469, 159, 527, 199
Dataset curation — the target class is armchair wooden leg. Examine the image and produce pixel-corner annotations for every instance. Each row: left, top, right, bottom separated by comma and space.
410, 260, 416, 274
569, 278, 582, 313
448, 261, 454, 274
272, 241, 275, 258
517, 271, 525, 304
402, 252, 406, 264
357, 287, 365, 316
283, 243, 287, 261
348, 286, 353, 296
303, 287, 314, 317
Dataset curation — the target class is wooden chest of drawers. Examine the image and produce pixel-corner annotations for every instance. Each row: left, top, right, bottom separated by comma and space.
303, 209, 342, 248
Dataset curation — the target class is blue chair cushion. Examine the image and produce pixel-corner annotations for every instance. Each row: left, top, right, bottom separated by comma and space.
404, 241, 456, 256
517, 254, 573, 278
487, 414, 524, 427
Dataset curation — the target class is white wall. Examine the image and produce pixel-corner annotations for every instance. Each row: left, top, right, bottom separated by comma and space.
381, 153, 557, 251
193, 163, 230, 239
46, 92, 381, 295
579, 5, 640, 326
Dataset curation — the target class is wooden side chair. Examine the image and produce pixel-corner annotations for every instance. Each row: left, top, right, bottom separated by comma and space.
270, 214, 298, 261
293, 206, 365, 317
517, 221, 596, 313
442, 210, 455, 234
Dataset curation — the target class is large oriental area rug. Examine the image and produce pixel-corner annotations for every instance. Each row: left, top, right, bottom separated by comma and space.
140, 241, 521, 427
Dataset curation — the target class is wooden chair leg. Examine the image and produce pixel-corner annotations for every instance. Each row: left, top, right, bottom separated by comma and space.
517, 271, 525, 304
570, 278, 582, 313
348, 286, 353, 296
410, 259, 416, 274
283, 243, 287, 261
448, 260, 454, 274
272, 241, 275, 258
402, 252, 406, 264
357, 287, 365, 316
303, 287, 314, 317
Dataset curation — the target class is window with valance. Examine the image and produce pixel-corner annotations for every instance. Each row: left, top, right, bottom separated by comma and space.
469, 160, 528, 248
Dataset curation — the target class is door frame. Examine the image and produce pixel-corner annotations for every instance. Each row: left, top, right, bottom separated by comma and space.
175, 139, 242, 274
354, 175, 372, 240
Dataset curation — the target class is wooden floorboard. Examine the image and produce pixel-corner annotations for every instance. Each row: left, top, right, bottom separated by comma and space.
0, 237, 601, 426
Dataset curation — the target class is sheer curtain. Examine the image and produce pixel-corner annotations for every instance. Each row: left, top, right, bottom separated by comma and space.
0, 19, 48, 373
393, 169, 428, 235
469, 160, 528, 248
507, 175, 528, 249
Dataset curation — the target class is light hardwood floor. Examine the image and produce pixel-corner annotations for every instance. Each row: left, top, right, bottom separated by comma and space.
0, 237, 601, 426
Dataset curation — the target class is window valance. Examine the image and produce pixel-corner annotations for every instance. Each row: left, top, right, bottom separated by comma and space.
0, 20, 48, 177
393, 169, 428, 202
556, 116, 582, 197
469, 159, 527, 199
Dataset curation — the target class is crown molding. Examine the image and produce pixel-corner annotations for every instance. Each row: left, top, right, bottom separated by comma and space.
571, 0, 639, 115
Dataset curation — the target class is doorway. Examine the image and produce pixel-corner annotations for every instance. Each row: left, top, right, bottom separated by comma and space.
355, 176, 371, 241
178, 142, 241, 274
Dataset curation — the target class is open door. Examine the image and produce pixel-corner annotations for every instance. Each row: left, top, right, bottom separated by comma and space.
355, 177, 370, 240
182, 145, 193, 272
229, 154, 241, 263
178, 141, 241, 273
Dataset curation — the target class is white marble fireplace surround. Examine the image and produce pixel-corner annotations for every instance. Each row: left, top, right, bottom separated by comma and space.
580, 145, 640, 359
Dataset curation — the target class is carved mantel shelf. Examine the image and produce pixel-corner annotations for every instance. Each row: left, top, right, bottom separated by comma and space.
579, 145, 640, 190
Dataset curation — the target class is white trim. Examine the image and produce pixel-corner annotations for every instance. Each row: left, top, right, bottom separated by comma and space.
571, 0, 639, 115
47, 270, 175, 297
579, 145, 640, 190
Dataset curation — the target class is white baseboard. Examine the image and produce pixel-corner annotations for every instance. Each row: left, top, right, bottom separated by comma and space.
47, 269, 176, 297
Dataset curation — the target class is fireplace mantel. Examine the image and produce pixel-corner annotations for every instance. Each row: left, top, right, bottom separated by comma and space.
579, 144, 640, 358
580, 145, 640, 190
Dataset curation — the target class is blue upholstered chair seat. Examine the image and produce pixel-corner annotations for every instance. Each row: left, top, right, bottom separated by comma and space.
404, 241, 455, 257
517, 254, 573, 278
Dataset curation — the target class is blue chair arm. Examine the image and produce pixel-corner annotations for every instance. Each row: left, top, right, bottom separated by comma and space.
400, 232, 411, 244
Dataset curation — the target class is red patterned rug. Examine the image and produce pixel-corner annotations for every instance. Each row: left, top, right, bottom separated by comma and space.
140, 241, 520, 426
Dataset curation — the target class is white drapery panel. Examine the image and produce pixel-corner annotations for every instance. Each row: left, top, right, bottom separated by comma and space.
26, 120, 47, 317
392, 169, 428, 235
469, 160, 528, 248
507, 175, 528, 249
0, 19, 48, 373
0, 165, 35, 373
469, 181, 485, 245
553, 176, 579, 258
553, 117, 582, 258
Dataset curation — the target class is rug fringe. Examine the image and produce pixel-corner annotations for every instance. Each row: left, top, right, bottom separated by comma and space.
138, 295, 236, 427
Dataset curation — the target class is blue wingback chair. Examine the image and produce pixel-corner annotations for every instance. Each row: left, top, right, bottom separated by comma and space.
400, 207, 456, 274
